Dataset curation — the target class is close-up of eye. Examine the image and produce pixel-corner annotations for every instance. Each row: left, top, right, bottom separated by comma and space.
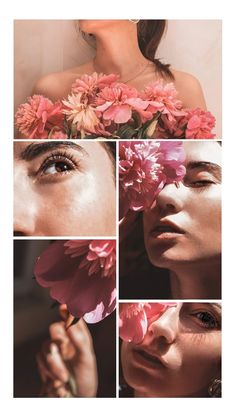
37, 152, 79, 179
191, 310, 220, 330
190, 179, 215, 188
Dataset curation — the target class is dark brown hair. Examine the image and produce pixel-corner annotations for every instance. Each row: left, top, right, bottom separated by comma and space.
137, 20, 174, 80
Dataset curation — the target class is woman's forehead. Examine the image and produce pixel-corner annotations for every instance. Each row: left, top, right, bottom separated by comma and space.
183, 141, 221, 166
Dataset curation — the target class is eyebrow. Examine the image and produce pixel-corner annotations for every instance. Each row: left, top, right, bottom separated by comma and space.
19, 141, 88, 161
186, 161, 221, 181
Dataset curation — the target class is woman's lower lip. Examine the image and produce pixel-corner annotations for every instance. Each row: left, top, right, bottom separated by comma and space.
132, 350, 165, 371
150, 231, 184, 240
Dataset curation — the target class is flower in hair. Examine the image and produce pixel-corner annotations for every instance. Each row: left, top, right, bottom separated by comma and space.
34, 240, 116, 323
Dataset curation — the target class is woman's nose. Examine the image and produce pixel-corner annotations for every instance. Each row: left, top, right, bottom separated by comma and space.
155, 182, 186, 215
147, 306, 180, 344
14, 167, 38, 236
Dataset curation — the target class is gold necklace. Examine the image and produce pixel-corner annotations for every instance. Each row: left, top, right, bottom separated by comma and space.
92, 59, 152, 84
122, 61, 153, 84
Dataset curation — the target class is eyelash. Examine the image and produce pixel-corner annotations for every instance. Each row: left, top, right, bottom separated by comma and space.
191, 311, 219, 330
37, 151, 79, 180
184, 179, 215, 189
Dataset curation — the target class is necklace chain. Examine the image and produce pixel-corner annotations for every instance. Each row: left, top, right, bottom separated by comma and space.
93, 59, 152, 84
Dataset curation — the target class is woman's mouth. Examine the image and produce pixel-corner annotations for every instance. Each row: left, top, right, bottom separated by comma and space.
150, 221, 185, 240
133, 349, 166, 369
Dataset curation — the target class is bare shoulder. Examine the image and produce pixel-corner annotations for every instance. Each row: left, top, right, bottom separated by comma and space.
171, 69, 207, 110
32, 71, 73, 101
33, 62, 93, 101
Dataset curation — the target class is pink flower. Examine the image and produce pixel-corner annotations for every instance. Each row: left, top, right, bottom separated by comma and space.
72, 72, 119, 97
119, 141, 185, 219
96, 83, 152, 124
62, 94, 100, 137
64, 240, 116, 279
15, 95, 64, 139
143, 80, 185, 121
119, 303, 177, 344
34, 240, 116, 323
184, 108, 216, 139
50, 130, 68, 139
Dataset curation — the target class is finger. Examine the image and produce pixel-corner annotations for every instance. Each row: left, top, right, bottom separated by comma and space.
66, 319, 94, 356
49, 322, 76, 360
36, 352, 55, 383
46, 343, 70, 383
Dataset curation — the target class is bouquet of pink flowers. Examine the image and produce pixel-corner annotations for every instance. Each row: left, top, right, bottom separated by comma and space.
15, 72, 216, 139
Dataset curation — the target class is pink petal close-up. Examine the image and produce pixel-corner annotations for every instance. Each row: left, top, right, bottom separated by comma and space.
119, 140, 186, 219
34, 240, 116, 323
119, 303, 177, 344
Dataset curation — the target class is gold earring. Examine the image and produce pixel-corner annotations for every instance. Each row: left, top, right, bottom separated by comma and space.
208, 379, 221, 397
129, 19, 140, 24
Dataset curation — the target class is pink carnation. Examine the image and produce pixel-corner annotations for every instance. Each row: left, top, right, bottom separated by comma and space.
184, 108, 216, 139
119, 141, 185, 219
15, 94, 64, 139
34, 240, 116, 323
119, 303, 177, 344
96, 83, 152, 124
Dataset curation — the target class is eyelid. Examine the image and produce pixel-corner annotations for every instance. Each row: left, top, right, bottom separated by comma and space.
39, 153, 77, 173
191, 309, 221, 329
31, 150, 81, 182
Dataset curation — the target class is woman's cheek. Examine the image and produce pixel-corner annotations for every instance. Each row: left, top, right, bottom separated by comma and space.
180, 332, 221, 368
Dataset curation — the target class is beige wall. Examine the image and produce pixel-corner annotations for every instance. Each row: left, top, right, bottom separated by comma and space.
14, 19, 222, 137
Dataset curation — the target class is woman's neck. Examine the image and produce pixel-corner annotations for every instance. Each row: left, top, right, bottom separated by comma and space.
93, 27, 149, 81
169, 260, 221, 299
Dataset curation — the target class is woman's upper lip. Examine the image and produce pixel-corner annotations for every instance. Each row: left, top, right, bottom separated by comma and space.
150, 219, 185, 235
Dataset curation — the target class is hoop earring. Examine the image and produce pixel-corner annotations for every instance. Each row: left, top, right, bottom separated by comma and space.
129, 19, 140, 24
208, 379, 221, 397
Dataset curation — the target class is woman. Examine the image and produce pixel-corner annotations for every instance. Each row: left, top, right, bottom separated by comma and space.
120, 140, 221, 299
33, 20, 206, 109
14, 140, 116, 236
120, 302, 221, 397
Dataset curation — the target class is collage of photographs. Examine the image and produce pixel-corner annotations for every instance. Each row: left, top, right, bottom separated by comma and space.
14, 19, 221, 398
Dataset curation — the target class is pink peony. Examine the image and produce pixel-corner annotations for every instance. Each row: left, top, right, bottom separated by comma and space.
34, 240, 116, 323
50, 130, 68, 139
62, 93, 100, 137
15, 95, 64, 139
184, 108, 216, 139
119, 141, 186, 219
71, 72, 119, 98
64, 240, 116, 279
143, 80, 185, 121
119, 303, 177, 344
96, 83, 152, 124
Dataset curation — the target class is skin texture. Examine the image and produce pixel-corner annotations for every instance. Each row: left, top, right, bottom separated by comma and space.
14, 140, 116, 236
121, 303, 221, 397
37, 306, 98, 397
143, 141, 221, 298
33, 20, 206, 110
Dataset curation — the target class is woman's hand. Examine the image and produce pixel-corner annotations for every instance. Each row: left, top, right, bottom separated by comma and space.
37, 308, 98, 397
